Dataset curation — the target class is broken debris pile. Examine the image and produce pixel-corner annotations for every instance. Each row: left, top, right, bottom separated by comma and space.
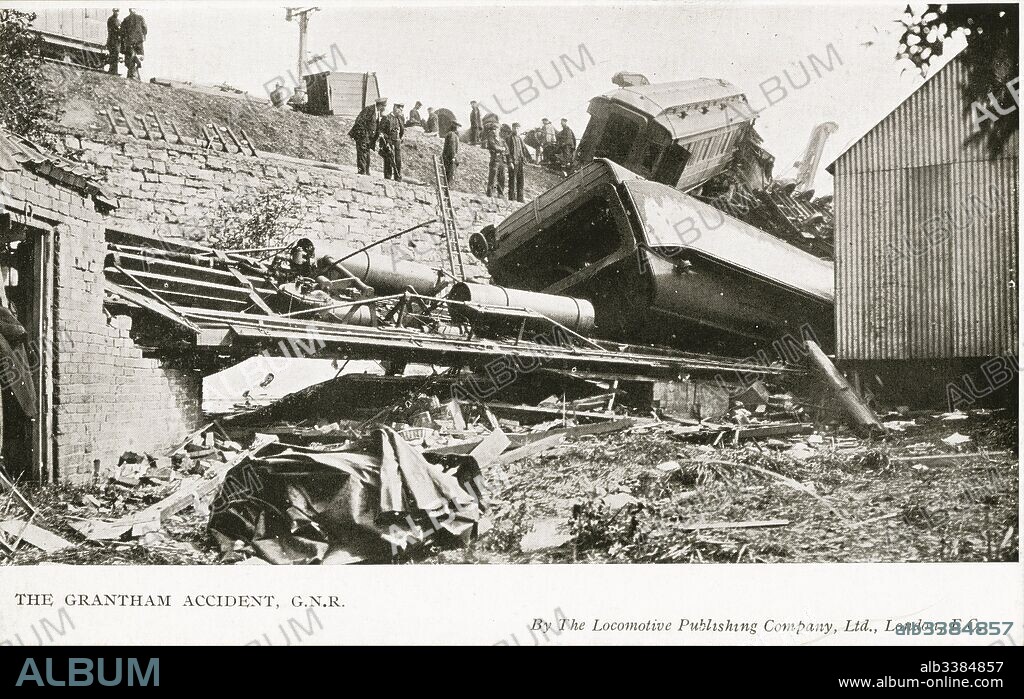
208, 427, 485, 564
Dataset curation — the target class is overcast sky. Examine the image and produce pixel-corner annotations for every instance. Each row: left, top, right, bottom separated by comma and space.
24, 1, 965, 192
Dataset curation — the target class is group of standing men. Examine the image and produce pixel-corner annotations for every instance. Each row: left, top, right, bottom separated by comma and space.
470, 101, 576, 201
106, 8, 147, 80
348, 97, 409, 181
348, 97, 577, 202
481, 117, 528, 202
539, 117, 577, 172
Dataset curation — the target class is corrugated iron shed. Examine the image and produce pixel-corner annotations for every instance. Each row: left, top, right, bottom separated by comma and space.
829, 56, 1018, 361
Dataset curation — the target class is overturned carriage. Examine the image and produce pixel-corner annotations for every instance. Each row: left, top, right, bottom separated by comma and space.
576, 78, 766, 193
470, 159, 835, 353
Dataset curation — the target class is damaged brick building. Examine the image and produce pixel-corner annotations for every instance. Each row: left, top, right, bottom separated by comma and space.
0, 112, 521, 484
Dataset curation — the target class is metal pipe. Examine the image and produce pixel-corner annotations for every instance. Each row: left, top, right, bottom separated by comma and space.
319, 250, 446, 296
447, 282, 596, 335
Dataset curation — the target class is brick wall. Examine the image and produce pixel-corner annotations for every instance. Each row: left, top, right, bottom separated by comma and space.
3, 164, 202, 484
60, 130, 522, 278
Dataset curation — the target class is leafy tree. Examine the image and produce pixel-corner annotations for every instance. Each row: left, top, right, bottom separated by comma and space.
206, 183, 313, 251
0, 10, 59, 143
896, 3, 1018, 158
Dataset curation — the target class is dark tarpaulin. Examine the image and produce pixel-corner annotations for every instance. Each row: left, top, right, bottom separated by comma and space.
209, 427, 485, 564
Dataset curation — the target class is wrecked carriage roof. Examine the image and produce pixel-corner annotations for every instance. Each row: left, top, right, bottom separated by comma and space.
594, 78, 757, 139
620, 178, 835, 302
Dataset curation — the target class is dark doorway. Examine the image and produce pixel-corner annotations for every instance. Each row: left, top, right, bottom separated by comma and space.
0, 221, 53, 482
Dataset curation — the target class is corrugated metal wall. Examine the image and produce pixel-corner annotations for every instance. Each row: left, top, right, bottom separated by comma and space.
833, 58, 1019, 360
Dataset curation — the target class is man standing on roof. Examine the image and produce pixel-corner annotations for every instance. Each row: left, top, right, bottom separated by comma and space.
442, 119, 460, 186
506, 122, 527, 203
484, 120, 507, 198
557, 118, 577, 175
349, 97, 387, 175
469, 101, 483, 146
105, 9, 120, 75
120, 8, 147, 81
425, 107, 438, 134
377, 102, 405, 182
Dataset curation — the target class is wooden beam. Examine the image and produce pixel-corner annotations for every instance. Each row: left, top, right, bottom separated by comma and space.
468, 428, 511, 468
491, 434, 565, 468
0, 519, 74, 553
677, 519, 790, 531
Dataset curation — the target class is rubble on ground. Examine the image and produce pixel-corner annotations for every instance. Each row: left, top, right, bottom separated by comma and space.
2, 369, 1016, 565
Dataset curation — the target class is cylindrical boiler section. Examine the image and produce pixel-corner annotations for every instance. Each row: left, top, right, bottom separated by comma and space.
448, 282, 596, 335
318, 250, 445, 295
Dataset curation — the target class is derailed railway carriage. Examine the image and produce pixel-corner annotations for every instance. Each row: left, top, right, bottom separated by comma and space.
575, 78, 760, 192
469, 159, 835, 353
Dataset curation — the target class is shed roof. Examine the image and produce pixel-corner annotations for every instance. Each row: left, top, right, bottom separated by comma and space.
825, 52, 964, 174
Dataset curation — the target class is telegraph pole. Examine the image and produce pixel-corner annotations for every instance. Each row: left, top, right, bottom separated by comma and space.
285, 7, 319, 104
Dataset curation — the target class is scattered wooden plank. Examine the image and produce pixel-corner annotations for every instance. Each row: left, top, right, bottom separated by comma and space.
486, 402, 616, 424
468, 427, 511, 468
447, 400, 467, 431
703, 459, 852, 525
678, 519, 790, 531
67, 519, 134, 542
805, 340, 884, 434
0, 519, 74, 552
735, 423, 814, 440
491, 434, 565, 468
508, 417, 640, 446
0, 470, 37, 517
889, 452, 1012, 467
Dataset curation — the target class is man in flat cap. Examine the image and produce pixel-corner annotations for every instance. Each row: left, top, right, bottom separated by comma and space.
406, 101, 425, 128
120, 8, 146, 80
484, 119, 507, 198
506, 122, 527, 203
469, 100, 483, 146
377, 102, 406, 181
540, 117, 557, 165
443, 119, 461, 186
349, 97, 387, 175
557, 118, 577, 175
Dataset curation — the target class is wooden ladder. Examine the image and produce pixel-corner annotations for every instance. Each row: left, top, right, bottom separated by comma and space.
432, 154, 465, 281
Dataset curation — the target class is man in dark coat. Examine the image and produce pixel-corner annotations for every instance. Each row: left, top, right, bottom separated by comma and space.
469, 101, 483, 146
442, 120, 460, 186
406, 101, 425, 128
557, 118, 577, 174
505, 122, 527, 203
377, 103, 405, 182
540, 117, 557, 164
349, 97, 386, 175
105, 9, 120, 75
484, 121, 507, 198
120, 8, 147, 81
